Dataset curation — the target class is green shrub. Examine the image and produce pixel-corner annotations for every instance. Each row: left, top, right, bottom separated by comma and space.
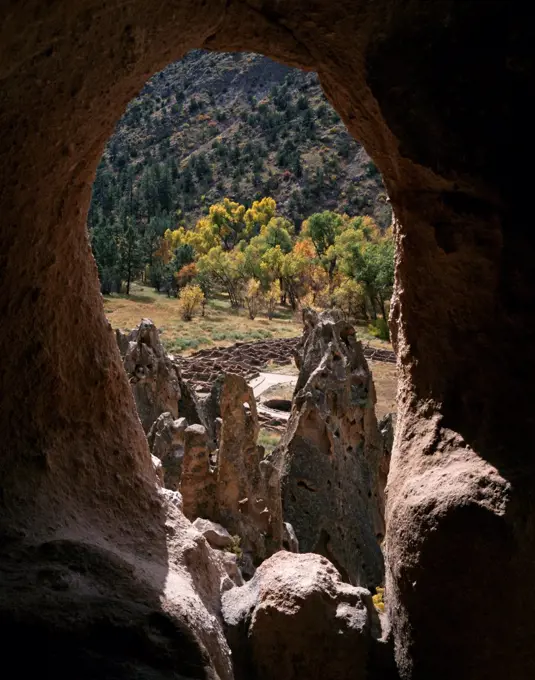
367, 318, 390, 341
166, 336, 211, 352
226, 535, 243, 559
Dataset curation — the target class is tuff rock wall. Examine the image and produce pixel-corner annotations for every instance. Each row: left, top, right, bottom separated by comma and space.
1, 2, 534, 679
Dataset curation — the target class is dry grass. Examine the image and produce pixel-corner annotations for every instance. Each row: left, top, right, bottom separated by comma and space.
263, 361, 299, 375
102, 283, 301, 354
258, 429, 282, 454
103, 283, 398, 417
369, 361, 398, 420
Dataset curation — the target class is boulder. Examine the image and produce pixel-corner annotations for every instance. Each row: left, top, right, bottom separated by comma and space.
148, 412, 188, 490
193, 518, 233, 549
215, 550, 245, 588
222, 551, 377, 680
271, 309, 385, 588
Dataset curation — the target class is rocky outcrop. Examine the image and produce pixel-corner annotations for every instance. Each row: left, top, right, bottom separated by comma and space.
270, 309, 385, 589
116, 319, 181, 432
216, 374, 285, 577
180, 424, 216, 521
222, 551, 379, 680
117, 319, 202, 433
0, 491, 235, 680
180, 374, 287, 579
151, 453, 164, 485
378, 413, 396, 516
192, 518, 246, 589
148, 412, 188, 490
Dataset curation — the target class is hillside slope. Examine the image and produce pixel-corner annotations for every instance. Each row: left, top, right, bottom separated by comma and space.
88, 50, 391, 232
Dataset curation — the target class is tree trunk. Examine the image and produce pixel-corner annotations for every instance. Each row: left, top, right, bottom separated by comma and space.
378, 294, 387, 321
368, 293, 377, 320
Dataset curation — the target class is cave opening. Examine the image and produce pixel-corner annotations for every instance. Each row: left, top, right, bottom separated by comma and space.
1, 3, 534, 679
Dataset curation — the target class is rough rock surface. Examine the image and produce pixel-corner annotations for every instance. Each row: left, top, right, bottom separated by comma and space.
117, 318, 204, 434
117, 319, 182, 432
216, 550, 245, 589
151, 453, 164, 485
148, 412, 188, 490
270, 310, 385, 588
378, 413, 396, 515
2, 2, 535, 679
0, 492, 234, 680
216, 374, 285, 576
181, 374, 287, 578
222, 551, 377, 680
193, 518, 234, 549
180, 424, 216, 521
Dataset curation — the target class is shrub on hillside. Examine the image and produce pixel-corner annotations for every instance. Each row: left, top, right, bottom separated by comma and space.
244, 278, 263, 320
177, 284, 205, 321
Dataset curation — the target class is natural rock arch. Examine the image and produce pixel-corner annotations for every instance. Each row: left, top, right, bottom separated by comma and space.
1, 2, 534, 679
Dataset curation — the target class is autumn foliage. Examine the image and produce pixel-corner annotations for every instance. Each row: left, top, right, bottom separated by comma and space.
147, 197, 393, 326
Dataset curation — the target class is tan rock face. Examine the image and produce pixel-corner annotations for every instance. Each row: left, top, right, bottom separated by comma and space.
181, 424, 216, 521
118, 319, 181, 431
1, 2, 534, 679
215, 375, 283, 571
148, 412, 188, 490
222, 551, 378, 680
272, 310, 385, 589
181, 373, 286, 578
117, 319, 204, 433
0, 491, 234, 680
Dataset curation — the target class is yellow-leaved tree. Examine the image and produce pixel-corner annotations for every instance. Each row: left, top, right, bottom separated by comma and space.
265, 280, 281, 320
332, 278, 366, 321
243, 278, 263, 320
197, 246, 246, 308
177, 284, 205, 321
244, 197, 277, 239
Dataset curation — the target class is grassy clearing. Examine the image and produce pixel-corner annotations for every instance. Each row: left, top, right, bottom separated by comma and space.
104, 283, 398, 418
103, 283, 301, 354
103, 282, 393, 357
263, 361, 299, 375
258, 429, 282, 455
